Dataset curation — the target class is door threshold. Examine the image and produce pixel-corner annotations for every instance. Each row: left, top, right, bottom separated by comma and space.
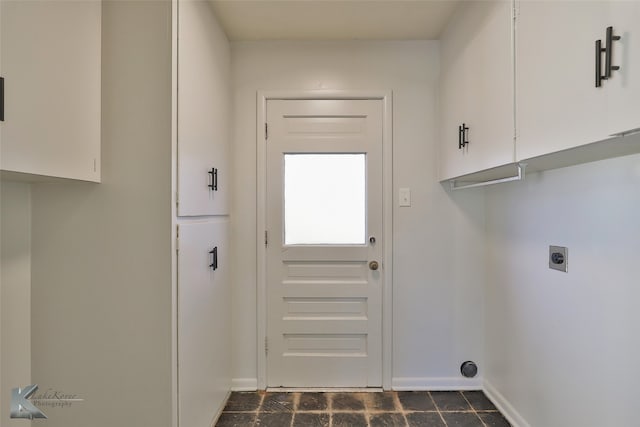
266, 387, 383, 393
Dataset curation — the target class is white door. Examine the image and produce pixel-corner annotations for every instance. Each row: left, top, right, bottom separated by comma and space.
266, 99, 383, 388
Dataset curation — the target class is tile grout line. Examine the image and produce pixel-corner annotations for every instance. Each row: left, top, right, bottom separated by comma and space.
393, 391, 411, 427
287, 392, 297, 427
428, 391, 449, 427
257, 391, 267, 427
461, 391, 482, 427
460, 391, 492, 427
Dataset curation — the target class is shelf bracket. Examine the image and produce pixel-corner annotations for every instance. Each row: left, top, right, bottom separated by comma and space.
450, 163, 527, 191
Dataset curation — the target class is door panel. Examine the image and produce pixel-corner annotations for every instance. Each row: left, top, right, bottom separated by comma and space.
266, 99, 383, 388
607, 1, 640, 136
178, 220, 230, 426
439, 0, 514, 180
177, 0, 229, 216
516, 0, 609, 160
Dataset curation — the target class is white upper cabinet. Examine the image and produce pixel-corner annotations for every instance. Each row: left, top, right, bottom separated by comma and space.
606, 1, 640, 137
177, 0, 230, 216
439, 0, 515, 180
516, 1, 611, 161
0, 0, 101, 182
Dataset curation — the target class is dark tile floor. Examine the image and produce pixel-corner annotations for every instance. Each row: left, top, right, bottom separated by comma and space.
215, 390, 511, 427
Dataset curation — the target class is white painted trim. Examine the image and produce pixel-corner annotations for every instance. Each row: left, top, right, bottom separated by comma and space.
256, 90, 394, 390
232, 378, 259, 392
256, 92, 268, 390
268, 388, 383, 393
210, 391, 232, 427
483, 379, 531, 427
392, 377, 483, 391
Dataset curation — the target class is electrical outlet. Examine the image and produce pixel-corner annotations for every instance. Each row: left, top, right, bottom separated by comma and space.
549, 246, 568, 272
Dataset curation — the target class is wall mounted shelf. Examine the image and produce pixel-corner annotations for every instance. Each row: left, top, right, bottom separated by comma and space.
444, 132, 640, 190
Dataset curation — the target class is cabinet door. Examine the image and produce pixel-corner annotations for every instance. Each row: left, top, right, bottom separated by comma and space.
439, 0, 514, 180
0, 0, 101, 182
178, 220, 230, 427
607, 1, 640, 136
516, 1, 609, 160
177, 0, 229, 216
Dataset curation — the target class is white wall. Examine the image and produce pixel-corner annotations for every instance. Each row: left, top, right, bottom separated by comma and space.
484, 150, 640, 427
230, 41, 486, 389
0, 181, 31, 427
28, 1, 173, 426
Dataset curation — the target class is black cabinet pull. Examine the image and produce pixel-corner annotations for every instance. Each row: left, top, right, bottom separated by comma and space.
596, 26, 621, 88
595, 39, 604, 87
208, 168, 218, 191
0, 77, 4, 122
209, 246, 218, 271
604, 26, 621, 79
458, 123, 469, 149
463, 123, 469, 147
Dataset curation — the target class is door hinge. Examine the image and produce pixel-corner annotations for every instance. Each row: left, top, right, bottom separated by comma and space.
265, 123, 268, 140
265, 230, 268, 247
175, 191, 179, 208
176, 225, 180, 253
265, 337, 268, 355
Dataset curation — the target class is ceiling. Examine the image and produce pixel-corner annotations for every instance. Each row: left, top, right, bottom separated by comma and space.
210, 0, 461, 41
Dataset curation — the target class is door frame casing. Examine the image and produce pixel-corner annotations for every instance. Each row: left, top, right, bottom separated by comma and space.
256, 90, 393, 390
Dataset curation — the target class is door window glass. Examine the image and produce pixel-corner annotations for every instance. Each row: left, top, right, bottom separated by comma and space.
284, 154, 365, 245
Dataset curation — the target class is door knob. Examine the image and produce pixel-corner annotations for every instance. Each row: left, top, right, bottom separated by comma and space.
369, 261, 379, 271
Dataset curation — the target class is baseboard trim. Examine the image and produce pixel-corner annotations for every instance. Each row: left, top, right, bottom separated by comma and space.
392, 377, 482, 391
210, 390, 232, 427
231, 378, 258, 391
483, 379, 531, 427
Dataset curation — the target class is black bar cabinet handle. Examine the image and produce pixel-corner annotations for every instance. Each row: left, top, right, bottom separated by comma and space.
458, 123, 469, 149
463, 123, 469, 146
596, 39, 603, 87
208, 168, 218, 191
605, 26, 621, 78
0, 77, 4, 121
209, 246, 218, 270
